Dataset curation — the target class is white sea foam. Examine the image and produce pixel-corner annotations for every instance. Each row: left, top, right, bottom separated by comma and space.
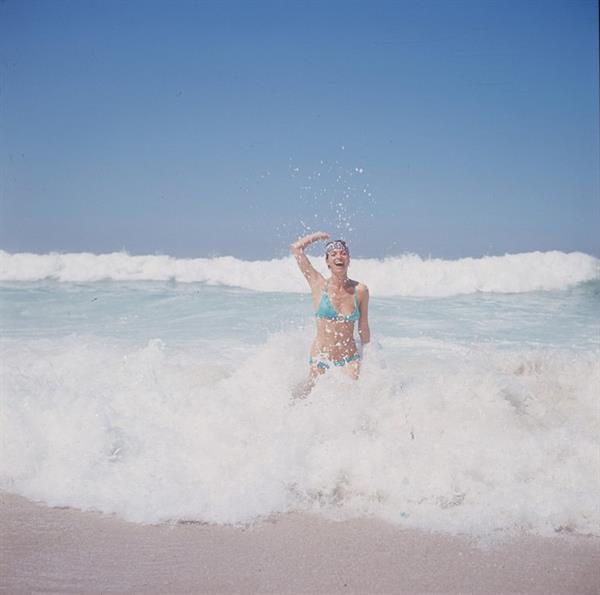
0, 250, 597, 296
1, 332, 598, 536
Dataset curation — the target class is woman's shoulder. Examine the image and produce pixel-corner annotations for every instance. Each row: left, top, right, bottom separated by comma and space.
351, 280, 369, 295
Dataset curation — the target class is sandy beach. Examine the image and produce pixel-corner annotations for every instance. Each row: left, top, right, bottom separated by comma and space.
1, 491, 598, 595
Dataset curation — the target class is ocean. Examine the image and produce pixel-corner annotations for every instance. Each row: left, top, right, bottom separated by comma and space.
0, 249, 598, 537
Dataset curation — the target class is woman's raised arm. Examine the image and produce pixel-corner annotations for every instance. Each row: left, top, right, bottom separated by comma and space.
290, 231, 330, 287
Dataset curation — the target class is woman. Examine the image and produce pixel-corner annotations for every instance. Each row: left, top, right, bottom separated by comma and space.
291, 231, 370, 389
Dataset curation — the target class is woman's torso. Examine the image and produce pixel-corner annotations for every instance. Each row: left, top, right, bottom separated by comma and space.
311, 279, 360, 360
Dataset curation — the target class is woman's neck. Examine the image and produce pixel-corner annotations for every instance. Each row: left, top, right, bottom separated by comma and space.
329, 273, 349, 289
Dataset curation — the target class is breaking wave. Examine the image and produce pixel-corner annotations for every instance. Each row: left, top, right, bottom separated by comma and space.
0, 250, 597, 297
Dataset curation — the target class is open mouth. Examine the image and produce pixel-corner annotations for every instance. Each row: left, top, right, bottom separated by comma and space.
334, 260, 345, 267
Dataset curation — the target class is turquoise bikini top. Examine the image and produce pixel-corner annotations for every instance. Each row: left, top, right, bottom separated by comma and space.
315, 281, 360, 322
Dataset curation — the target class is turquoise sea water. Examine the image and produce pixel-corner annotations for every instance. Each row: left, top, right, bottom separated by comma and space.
1, 277, 597, 348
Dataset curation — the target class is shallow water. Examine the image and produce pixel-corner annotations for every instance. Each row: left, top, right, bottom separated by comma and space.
1, 251, 599, 536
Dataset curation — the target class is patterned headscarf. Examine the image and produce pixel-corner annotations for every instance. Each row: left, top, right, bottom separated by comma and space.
325, 240, 349, 258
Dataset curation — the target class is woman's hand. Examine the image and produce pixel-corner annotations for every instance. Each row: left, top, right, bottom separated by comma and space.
290, 231, 330, 253
310, 231, 330, 242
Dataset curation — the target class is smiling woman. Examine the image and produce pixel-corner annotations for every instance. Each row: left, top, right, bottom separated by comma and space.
290, 232, 370, 395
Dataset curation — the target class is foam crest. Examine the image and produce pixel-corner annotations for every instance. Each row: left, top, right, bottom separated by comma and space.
0, 250, 597, 296
1, 333, 598, 536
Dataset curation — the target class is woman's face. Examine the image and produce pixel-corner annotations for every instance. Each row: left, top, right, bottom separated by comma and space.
327, 248, 349, 271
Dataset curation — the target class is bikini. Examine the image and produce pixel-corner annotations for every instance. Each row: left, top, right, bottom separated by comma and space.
310, 281, 361, 369
315, 281, 360, 323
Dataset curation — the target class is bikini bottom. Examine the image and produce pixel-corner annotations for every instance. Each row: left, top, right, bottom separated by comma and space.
309, 352, 361, 370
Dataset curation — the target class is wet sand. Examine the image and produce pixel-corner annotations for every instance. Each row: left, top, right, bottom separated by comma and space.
1, 491, 598, 595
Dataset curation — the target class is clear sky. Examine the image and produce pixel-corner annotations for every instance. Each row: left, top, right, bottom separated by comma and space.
1, 0, 598, 259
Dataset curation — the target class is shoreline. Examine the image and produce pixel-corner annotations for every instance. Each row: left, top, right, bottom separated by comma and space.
1, 491, 599, 594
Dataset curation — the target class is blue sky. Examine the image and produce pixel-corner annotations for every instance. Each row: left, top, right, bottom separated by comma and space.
1, 0, 598, 259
